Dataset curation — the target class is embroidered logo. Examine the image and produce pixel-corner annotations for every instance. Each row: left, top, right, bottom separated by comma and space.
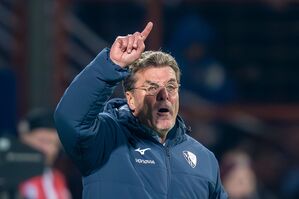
135, 158, 155, 165
135, 148, 151, 155
183, 151, 197, 168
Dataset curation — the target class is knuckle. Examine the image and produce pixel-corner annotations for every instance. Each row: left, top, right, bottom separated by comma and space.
134, 32, 140, 36
128, 37, 134, 44
116, 36, 124, 40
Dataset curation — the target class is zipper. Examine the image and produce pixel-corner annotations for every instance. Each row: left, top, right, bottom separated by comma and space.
164, 145, 171, 199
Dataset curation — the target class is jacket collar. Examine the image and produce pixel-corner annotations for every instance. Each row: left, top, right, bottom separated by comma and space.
103, 98, 189, 146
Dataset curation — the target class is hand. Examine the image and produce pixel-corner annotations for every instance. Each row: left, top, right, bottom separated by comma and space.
110, 22, 153, 68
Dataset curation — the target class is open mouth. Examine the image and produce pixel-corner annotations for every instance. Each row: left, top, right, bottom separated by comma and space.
158, 108, 170, 115
158, 108, 169, 113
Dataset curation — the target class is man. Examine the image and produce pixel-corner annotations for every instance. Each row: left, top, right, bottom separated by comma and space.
55, 22, 227, 198
18, 109, 71, 199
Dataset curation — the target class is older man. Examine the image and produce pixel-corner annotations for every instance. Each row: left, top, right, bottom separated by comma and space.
55, 22, 227, 199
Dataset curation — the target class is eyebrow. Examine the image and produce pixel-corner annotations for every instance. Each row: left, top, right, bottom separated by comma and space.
144, 78, 177, 86
144, 80, 157, 85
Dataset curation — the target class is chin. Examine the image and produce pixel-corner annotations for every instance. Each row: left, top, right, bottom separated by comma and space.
155, 121, 175, 132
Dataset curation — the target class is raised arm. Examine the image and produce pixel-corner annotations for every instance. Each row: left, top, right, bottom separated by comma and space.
54, 22, 153, 175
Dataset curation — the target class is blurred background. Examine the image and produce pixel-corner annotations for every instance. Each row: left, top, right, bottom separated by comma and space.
0, 0, 299, 198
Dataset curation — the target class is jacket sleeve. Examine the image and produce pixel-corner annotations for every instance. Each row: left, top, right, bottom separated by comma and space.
54, 48, 129, 175
214, 167, 228, 199
210, 154, 228, 199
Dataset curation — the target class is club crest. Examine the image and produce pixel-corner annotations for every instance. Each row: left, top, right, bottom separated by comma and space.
183, 151, 197, 168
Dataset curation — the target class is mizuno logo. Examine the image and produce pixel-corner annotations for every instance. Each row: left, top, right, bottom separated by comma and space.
135, 147, 151, 155
183, 151, 197, 168
135, 158, 155, 165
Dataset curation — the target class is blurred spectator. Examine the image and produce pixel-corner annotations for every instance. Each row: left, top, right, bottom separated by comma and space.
221, 149, 277, 199
167, 14, 236, 105
221, 150, 258, 199
252, 144, 287, 197
17, 108, 71, 199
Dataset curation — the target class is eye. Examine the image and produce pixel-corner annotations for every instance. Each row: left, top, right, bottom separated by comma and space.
147, 86, 158, 93
166, 84, 177, 92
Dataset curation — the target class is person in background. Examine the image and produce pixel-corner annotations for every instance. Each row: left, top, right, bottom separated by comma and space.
54, 22, 227, 198
221, 150, 259, 199
18, 108, 71, 199
220, 149, 277, 199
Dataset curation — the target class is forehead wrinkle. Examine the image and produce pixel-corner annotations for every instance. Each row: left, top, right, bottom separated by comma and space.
135, 66, 177, 87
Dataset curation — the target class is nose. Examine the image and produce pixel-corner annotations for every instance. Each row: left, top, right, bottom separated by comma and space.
156, 87, 169, 101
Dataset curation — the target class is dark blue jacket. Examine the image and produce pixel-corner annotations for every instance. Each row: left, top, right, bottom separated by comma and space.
54, 48, 228, 199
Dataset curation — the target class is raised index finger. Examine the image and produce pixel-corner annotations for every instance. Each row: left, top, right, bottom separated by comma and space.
141, 22, 153, 41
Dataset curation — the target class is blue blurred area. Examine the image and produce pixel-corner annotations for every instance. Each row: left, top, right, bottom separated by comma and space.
0, 67, 16, 135
167, 14, 236, 104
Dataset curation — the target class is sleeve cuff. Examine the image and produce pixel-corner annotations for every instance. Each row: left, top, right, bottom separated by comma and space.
89, 48, 130, 84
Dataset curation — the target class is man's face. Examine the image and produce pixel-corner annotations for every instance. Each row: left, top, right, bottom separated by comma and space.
126, 66, 179, 136
21, 128, 60, 166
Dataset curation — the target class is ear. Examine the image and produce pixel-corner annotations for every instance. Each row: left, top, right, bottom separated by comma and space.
126, 91, 136, 111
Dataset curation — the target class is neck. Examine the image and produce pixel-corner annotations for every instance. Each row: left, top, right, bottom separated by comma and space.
155, 125, 176, 144
157, 132, 167, 144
